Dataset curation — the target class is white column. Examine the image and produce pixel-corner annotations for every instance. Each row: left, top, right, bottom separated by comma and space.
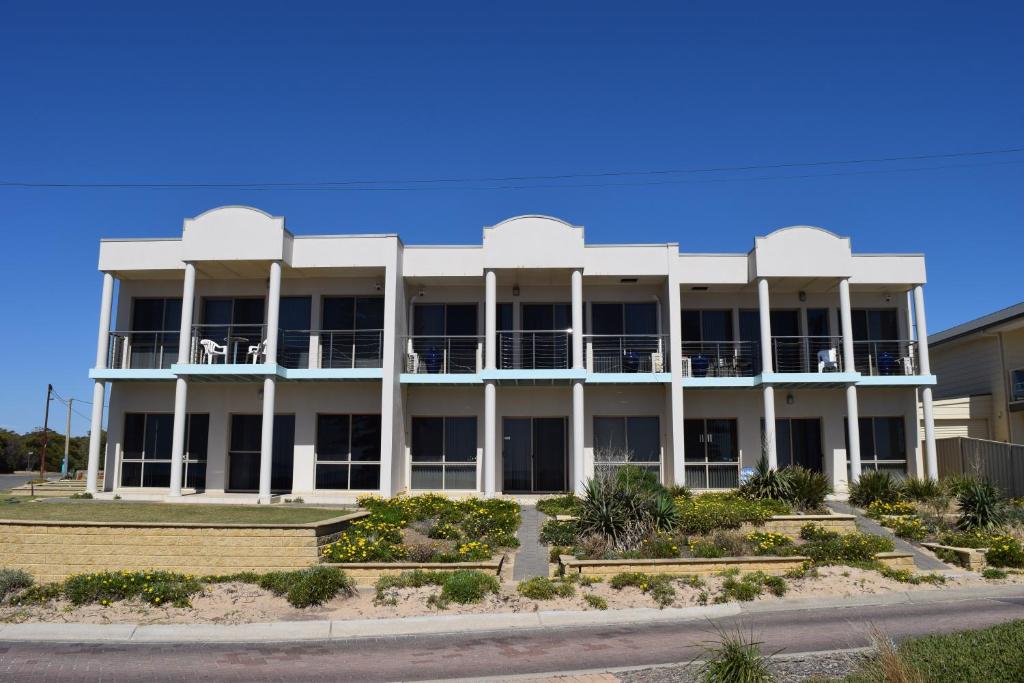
86, 272, 115, 495
571, 269, 583, 369
169, 263, 196, 497
572, 381, 585, 494
763, 385, 777, 468
846, 385, 862, 483
484, 381, 496, 497
838, 278, 855, 372
258, 262, 282, 503
757, 278, 773, 373
666, 256, 686, 486
914, 285, 937, 479
308, 293, 321, 369
485, 269, 496, 370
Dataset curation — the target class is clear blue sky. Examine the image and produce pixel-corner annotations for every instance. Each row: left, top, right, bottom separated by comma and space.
1, 1, 1021, 434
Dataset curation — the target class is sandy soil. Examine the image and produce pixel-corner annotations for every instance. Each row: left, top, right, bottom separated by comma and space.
2, 566, 1021, 626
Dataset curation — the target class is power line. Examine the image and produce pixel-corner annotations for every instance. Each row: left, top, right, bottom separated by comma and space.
0, 146, 1021, 191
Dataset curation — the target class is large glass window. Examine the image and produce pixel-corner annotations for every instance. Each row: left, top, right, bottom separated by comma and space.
410, 417, 477, 490
277, 297, 312, 369
228, 414, 294, 492
769, 418, 824, 472
411, 303, 479, 373
591, 303, 660, 372
681, 310, 733, 342
519, 303, 572, 369
593, 416, 661, 479
315, 414, 382, 490
684, 419, 739, 488
120, 413, 207, 489
321, 296, 385, 368
1011, 369, 1024, 403
200, 297, 265, 363
847, 417, 907, 476
128, 298, 182, 369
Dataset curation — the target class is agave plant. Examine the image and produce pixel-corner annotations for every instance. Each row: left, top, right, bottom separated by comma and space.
900, 476, 943, 502
848, 469, 901, 507
784, 466, 832, 512
740, 454, 793, 501
956, 480, 1007, 530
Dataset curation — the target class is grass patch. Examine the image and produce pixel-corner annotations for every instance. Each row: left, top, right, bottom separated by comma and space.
535, 495, 580, 517
0, 569, 34, 602
517, 576, 575, 600
609, 572, 676, 608
716, 570, 787, 603
0, 500, 349, 524
697, 625, 775, 683
584, 594, 608, 610
372, 568, 498, 608
255, 566, 355, 607
982, 567, 1009, 580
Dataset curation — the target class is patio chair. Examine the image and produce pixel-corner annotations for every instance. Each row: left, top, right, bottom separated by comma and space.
247, 339, 267, 364
691, 355, 709, 377
817, 348, 839, 373
878, 351, 897, 375
199, 339, 227, 364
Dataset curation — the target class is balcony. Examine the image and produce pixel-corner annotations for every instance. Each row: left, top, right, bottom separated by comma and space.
404, 335, 483, 374
187, 324, 270, 364
680, 341, 758, 377
498, 330, 573, 370
771, 336, 845, 374
107, 331, 180, 370
852, 340, 918, 376
584, 334, 668, 374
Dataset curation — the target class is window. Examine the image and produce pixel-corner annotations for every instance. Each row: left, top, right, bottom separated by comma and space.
277, 297, 312, 369
1011, 369, 1024, 403
321, 297, 385, 368
315, 415, 382, 490
593, 416, 661, 479
681, 310, 733, 342
201, 297, 265, 363
129, 298, 182, 369
410, 417, 477, 489
228, 414, 295, 492
684, 419, 739, 488
769, 418, 824, 472
846, 417, 907, 476
591, 304, 660, 372
120, 413, 207, 489
411, 303, 479, 373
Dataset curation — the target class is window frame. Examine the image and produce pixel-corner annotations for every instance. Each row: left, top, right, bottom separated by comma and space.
846, 416, 908, 476
314, 413, 382, 491
119, 412, 208, 489
1011, 368, 1024, 403
684, 417, 740, 489
593, 415, 663, 481
409, 416, 479, 491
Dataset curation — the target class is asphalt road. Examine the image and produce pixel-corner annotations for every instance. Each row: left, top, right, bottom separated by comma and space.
0, 473, 52, 492
1, 593, 1023, 682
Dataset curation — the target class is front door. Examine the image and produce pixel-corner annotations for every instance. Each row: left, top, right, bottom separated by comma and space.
502, 417, 567, 493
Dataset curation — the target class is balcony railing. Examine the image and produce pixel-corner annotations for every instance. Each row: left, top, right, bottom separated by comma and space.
680, 341, 758, 377
189, 324, 269, 364
772, 336, 844, 373
498, 330, 573, 370
313, 329, 384, 369
853, 339, 918, 376
585, 334, 668, 373
107, 331, 180, 370
404, 335, 482, 374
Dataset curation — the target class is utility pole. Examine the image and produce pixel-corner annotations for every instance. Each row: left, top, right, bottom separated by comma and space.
39, 383, 52, 479
62, 397, 73, 478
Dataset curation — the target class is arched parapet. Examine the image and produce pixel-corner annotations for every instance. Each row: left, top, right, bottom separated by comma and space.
182, 206, 292, 263
752, 225, 853, 279
483, 215, 584, 269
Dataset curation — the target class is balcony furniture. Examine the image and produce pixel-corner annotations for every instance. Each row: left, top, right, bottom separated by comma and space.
817, 348, 839, 373
680, 356, 692, 377
199, 339, 227, 364
877, 351, 897, 376
622, 350, 640, 373
651, 352, 664, 373
247, 340, 267, 364
423, 346, 443, 374
224, 335, 249, 364
406, 351, 420, 373
691, 355, 709, 377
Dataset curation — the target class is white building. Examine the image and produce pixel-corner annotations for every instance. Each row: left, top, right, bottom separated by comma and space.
84, 206, 939, 503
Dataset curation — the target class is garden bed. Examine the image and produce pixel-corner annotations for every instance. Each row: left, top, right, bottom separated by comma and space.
921, 542, 987, 571
558, 550, 914, 577
322, 557, 504, 583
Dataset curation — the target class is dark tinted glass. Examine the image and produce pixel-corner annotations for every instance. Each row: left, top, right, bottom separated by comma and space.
123, 413, 145, 458
144, 414, 173, 459
497, 303, 513, 331
322, 297, 355, 330
706, 419, 737, 462
142, 462, 171, 487
270, 415, 295, 492
701, 311, 733, 341
279, 297, 311, 329
317, 415, 350, 459
120, 462, 142, 487
350, 464, 380, 489
807, 309, 830, 336
627, 416, 660, 462
413, 304, 444, 336
132, 299, 165, 330
859, 418, 875, 457
681, 310, 701, 341
445, 304, 477, 335
873, 417, 905, 460
533, 418, 566, 492
522, 304, 553, 330
230, 415, 262, 452
739, 310, 761, 342
684, 419, 705, 463
592, 304, 624, 335
445, 417, 477, 462
625, 303, 658, 335
186, 414, 209, 459
355, 297, 385, 330
316, 464, 347, 489
233, 299, 265, 325
594, 417, 626, 456
203, 298, 232, 325
351, 415, 382, 461
791, 419, 823, 472
411, 417, 443, 462
770, 310, 800, 336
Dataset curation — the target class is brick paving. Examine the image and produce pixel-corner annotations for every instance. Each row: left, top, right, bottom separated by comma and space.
513, 503, 550, 580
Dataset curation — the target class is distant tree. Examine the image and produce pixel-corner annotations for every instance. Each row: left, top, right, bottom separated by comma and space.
0, 429, 26, 473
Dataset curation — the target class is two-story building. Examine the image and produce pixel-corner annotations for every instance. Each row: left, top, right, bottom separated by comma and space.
83, 206, 939, 502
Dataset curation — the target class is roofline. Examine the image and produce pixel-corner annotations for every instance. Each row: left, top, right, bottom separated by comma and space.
930, 301, 1024, 346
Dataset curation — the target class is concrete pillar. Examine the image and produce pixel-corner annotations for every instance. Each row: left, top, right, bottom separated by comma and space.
86, 272, 115, 495
485, 269, 496, 370
572, 381, 585, 494
484, 381, 496, 496
258, 262, 282, 503
846, 385, 862, 483
169, 263, 196, 497
838, 278, 855, 372
757, 278, 773, 373
914, 285, 937, 479
666, 255, 686, 486
763, 385, 778, 468
571, 269, 583, 369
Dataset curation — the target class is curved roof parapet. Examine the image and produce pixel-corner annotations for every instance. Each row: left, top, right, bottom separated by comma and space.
182, 206, 292, 263
752, 225, 853, 279
483, 215, 585, 269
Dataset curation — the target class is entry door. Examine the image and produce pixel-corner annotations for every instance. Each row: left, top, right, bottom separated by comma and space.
502, 417, 567, 492
228, 414, 295, 493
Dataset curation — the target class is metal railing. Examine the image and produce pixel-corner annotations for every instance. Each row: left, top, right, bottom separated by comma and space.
189, 324, 268, 364
315, 329, 385, 369
680, 341, 758, 377
852, 339, 918, 376
498, 330, 573, 370
107, 330, 180, 369
772, 335, 844, 373
404, 335, 483, 374
584, 334, 668, 373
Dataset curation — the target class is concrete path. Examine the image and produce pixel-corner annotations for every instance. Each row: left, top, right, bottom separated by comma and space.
1, 586, 1022, 681
829, 501, 950, 571
513, 503, 550, 580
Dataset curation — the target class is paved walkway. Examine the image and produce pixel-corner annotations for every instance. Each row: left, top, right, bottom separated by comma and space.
513, 504, 550, 580
829, 501, 950, 571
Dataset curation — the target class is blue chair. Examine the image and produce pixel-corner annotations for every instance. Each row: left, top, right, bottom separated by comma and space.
878, 351, 897, 376
424, 346, 443, 374
692, 355, 709, 377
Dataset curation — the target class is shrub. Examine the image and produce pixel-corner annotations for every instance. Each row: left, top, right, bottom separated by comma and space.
517, 576, 575, 600
886, 516, 928, 541
798, 525, 894, 565
539, 519, 579, 546
609, 572, 676, 608
956, 480, 1007, 530
440, 570, 499, 604
696, 625, 775, 683
849, 469, 902, 507
982, 567, 1009, 580
867, 499, 916, 518
639, 532, 683, 558
0, 568, 34, 602
577, 472, 677, 553
938, 529, 996, 549
676, 493, 788, 535
709, 530, 751, 557
63, 570, 204, 608
717, 571, 787, 602
258, 567, 354, 608
746, 531, 792, 555
740, 454, 792, 502
901, 477, 943, 502
783, 466, 832, 511
535, 494, 580, 517
373, 570, 447, 605
584, 594, 608, 610
691, 539, 726, 558
985, 536, 1024, 568
941, 473, 978, 498
878, 566, 946, 585
665, 484, 691, 499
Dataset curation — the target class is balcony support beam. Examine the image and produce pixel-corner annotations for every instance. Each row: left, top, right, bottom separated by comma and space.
86, 272, 114, 495
169, 262, 196, 497
485, 269, 496, 370
571, 269, 583, 369
484, 381, 496, 497
258, 261, 282, 504
846, 385, 862, 484
666, 252, 686, 486
572, 381, 585, 494
914, 284, 937, 479
838, 278, 855, 372
763, 385, 778, 469
757, 278, 773, 373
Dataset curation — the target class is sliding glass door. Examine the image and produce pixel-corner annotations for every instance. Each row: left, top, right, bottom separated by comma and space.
502, 417, 567, 493
228, 414, 294, 493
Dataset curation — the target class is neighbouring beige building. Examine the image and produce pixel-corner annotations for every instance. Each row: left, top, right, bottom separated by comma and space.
928, 302, 1024, 444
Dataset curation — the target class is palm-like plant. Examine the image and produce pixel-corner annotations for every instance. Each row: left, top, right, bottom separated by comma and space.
740, 454, 793, 501
956, 480, 1007, 530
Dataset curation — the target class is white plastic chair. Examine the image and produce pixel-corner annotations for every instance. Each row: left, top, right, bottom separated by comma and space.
817, 348, 839, 373
199, 339, 227, 364
247, 339, 267, 364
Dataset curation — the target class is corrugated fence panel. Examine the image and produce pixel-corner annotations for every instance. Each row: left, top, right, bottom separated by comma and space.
936, 437, 1024, 498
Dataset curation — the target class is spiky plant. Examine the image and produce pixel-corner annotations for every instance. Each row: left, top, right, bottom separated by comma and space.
848, 469, 901, 507
740, 454, 792, 502
783, 466, 832, 512
956, 480, 1007, 530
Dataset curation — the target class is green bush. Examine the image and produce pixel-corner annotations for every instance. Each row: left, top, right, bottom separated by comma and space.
938, 529, 996, 549
746, 531, 792, 555
982, 567, 1008, 580
577, 473, 678, 553
539, 519, 579, 546
584, 594, 608, 610
717, 571, 787, 603
373, 570, 447, 605
517, 576, 575, 600
848, 469, 902, 507
696, 625, 775, 683
798, 525, 894, 565
901, 476, 943, 502
256, 567, 354, 608
609, 572, 676, 608
676, 493, 788, 535
740, 454, 793, 502
690, 539, 726, 558
956, 480, 1007, 530
885, 516, 928, 541
783, 466, 832, 511
440, 570, 499, 604
535, 495, 580, 517
941, 473, 978, 498
985, 535, 1024, 568
0, 568, 34, 602
63, 570, 205, 608
878, 566, 946, 585
639, 532, 683, 558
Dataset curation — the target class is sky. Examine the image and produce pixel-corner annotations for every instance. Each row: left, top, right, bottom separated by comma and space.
0, 1, 1021, 435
